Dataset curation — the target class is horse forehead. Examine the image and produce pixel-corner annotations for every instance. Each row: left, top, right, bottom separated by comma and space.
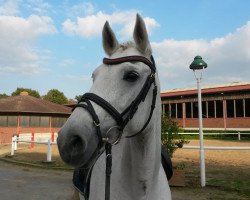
111, 46, 143, 59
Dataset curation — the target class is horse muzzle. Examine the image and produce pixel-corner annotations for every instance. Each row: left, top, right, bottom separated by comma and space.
57, 122, 99, 167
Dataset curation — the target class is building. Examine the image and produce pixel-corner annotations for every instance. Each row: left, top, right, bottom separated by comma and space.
0, 91, 72, 143
161, 82, 250, 131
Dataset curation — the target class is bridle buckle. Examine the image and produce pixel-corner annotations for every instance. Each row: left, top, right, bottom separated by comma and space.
93, 121, 100, 127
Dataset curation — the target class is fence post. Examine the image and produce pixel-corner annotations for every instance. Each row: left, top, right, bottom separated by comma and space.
14, 135, 17, 151
238, 132, 241, 141
47, 139, 52, 162
51, 131, 54, 142
31, 132, 34, 148
11, 136, 15, 156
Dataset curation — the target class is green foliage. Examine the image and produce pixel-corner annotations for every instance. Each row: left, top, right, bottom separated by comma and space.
43, 89, 68, 105
179, 129, 250, 141
208, 179, 250, 198
12, 88, 40, 98
161, 114, 189, 157
75, 95, 82, 102
0, 93, 9, 99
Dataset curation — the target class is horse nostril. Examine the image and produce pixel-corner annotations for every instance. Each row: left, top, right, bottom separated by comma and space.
69, 135, 86, 155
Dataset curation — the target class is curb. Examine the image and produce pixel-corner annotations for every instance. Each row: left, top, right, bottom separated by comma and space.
0, 156, 74, 171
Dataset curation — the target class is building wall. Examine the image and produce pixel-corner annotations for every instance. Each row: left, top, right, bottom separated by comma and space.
161, 90, 250, 130
175, 117, 250, 130
0, 113, 70, 143
183, 118, 225, 129
0, 127, 61, 143
226, 118, 250, 129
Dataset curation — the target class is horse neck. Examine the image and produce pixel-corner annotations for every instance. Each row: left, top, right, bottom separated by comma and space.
118, 96, 162, 199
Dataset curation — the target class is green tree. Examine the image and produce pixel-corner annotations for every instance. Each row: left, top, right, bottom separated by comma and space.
0, 93, 9, 99
12, 88, 40, 98
75, 95, 82, 102
161, 114, 189, 157
44, 89, 68, 104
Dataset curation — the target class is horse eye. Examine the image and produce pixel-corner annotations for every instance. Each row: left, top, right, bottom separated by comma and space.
123, 71, 140, 82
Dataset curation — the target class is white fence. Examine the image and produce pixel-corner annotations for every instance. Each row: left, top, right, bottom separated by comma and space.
11, 132, 250, 163
179, 132, 250, 141
176, 132, 250, 150
11, 133, 57, 162
181, 145, 250, 150
17, 132, 58, 142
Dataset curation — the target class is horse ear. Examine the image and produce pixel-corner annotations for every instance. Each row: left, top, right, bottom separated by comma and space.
133, 14, 152, 56
102, 21, 119, 56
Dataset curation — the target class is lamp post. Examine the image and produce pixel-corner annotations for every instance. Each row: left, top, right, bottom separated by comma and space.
189, 55, 207, 187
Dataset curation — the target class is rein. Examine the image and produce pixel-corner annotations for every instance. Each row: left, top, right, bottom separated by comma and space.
73, 55, 157, 200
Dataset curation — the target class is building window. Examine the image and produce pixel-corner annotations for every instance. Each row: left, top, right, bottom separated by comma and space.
20, 116, 30, 127
8, 116, 18, 127
170, 103, 176, 118
177, 103, 182, 118
227, 100, 234, 118
52, 117, 67, 127
245, 98, 250, 117
186, 102, 191, 118
193, 102, 198, 118
20, 115, 52, 127
0, 116, 18, 127
0, 115, 18, 127
40, 116, 50, 127
0, 116, 7, 127
207, 101, 215, 118
202, 101, 206, 118
164, 104, 170, 116
30, 116, 40, 127
235, 99, 244, 117
216, 100, 223, 118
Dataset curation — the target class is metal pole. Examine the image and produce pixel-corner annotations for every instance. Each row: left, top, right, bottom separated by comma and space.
197, 77, 206, 187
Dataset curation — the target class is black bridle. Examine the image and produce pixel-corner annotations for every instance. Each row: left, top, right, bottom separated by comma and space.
73, 55, 157, 200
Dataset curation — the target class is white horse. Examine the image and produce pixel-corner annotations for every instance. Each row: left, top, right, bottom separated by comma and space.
57, 14, 171, 200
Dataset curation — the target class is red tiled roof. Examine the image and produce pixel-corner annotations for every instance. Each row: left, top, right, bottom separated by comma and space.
0, 95, 72, 114
161, 82, 250, 98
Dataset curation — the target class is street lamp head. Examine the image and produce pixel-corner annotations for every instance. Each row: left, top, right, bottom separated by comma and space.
189, 55, 207, 70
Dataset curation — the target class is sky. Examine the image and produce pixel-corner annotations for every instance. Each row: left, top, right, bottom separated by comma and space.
0, 0, 250, 100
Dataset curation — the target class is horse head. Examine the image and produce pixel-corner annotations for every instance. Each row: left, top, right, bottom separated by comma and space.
57, 14, 160, 168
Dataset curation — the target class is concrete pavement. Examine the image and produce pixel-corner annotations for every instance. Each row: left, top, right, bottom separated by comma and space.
0, 160, 75, 200
0, 145, 76, 200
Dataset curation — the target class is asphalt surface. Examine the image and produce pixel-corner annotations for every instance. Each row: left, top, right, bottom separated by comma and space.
0, 160, 74, 200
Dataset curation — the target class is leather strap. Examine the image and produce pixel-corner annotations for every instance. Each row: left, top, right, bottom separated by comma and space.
103, 55, 156, 72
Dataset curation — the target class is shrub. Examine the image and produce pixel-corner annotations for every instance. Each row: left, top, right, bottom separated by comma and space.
161, 114, 189, 157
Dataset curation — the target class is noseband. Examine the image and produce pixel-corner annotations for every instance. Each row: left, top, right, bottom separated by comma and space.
73, 55, 157, 200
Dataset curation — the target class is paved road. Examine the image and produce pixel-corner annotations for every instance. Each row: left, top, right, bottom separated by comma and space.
0, 160, 74, 200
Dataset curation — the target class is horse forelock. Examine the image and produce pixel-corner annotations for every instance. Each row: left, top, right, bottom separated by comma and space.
114, 41, 151, 59
119, 41, 135, 50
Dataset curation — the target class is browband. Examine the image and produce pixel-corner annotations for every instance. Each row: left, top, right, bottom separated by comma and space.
103, 55, 156, 72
